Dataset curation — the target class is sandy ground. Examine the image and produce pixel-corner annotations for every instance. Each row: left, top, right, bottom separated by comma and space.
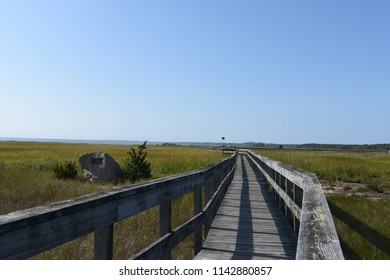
321, 180, 390, 200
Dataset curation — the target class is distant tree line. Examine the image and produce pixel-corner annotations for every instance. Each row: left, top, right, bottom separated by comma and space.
297, 143, 390, 151
234, 142, 390, 152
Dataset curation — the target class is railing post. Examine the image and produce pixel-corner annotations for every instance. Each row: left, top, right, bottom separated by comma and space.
287, 180, 293, 199
281, 175, 286, 192
281, 176, 287, 216
94, 224, 114, 260
294, 185, 303, 208
294, 215, 300, 234
204, 172, 213, 237
214, 164, 222, 193
160, 200, 172, 259
194, 187, 202, 255
204, 171, 212, 204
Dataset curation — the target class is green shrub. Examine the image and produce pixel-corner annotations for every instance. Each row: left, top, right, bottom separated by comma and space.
53, 161, 78, 180
123, 141, 152, 183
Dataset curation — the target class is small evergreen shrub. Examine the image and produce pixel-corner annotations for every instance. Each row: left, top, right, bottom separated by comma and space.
53, 161, 78, 180
123, 141, 152, 183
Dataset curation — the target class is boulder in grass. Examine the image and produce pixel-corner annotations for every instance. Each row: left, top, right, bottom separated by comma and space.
79, 152, 124, 183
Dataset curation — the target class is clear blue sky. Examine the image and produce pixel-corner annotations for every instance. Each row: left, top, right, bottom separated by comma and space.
1, 0, 389, 144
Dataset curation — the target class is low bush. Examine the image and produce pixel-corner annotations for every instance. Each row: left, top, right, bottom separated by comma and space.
123, 141, 152, 183
53, 161, 78, 180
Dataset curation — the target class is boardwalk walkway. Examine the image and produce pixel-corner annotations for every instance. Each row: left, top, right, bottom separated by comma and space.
195, 155, 298, 260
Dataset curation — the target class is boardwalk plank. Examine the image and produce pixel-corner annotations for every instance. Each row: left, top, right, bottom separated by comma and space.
194, 155, 297, 260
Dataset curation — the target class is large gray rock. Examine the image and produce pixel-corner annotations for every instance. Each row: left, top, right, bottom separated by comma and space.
79, 152, 124, 183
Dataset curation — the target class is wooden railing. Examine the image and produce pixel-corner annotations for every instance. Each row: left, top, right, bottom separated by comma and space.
0, 153, 237, 260
245, 150, 344, 260
204, 147, 238, 154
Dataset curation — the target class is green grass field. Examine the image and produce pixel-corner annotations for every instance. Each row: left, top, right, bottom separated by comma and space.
256, 149, 390, 260
0, 141, 226, 214
0, 141, 226, 259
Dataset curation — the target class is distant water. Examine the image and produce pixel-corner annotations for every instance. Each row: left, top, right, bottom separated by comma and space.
0, 137, 223, 146
0, 137, 160, 145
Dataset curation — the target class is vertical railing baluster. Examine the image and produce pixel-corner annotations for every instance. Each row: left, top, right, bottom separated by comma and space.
204, 170, 212, 238
194, 187, 202, 255
94, 224, 114, 260
159, 200, 172, 259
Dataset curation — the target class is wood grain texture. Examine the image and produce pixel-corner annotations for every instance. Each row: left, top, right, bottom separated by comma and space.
195, 155, 297, 260
94, 224, 114, 260
247, 153, 302, 221
296, 174, 344, 260
131, 212, 204, 260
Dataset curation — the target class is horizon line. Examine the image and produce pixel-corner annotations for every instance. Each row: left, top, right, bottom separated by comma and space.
0, 137, 389, 147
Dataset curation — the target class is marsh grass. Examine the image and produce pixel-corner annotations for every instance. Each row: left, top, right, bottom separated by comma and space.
256, 149, 390, 259
172, 234, 195, 260
0, 142, 225, 214
327, 196, 390, 259
257, 150, 390, 192
0, 141, 226, 259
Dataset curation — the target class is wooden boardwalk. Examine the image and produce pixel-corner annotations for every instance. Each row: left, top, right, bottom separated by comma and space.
195, 155, 297, 260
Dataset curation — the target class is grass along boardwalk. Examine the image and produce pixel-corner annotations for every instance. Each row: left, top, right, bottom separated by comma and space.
195, 155, 297, 260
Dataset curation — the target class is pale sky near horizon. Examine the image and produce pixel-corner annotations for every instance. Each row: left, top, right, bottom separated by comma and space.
1, 0, 389, 144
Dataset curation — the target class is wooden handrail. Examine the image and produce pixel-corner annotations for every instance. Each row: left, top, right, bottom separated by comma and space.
244, 149, 344, 260
0, 153, 237, 260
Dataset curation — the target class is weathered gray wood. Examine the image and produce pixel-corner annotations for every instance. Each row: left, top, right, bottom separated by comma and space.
203, 161, 236, 239
132, 212, 204, 260
132, 162, 235, 260
0, 154, 237, 259
195, 155, 297, 260
0, 198, 118, 259
159, 200, 172, 259
159, 201, 172, 236
296, 174, 344, 260
244, 150, 344, 260
194, 249, 294, 260
245, 150, 306, 188
247, 152, 302, 220
193, 188, 203, 255
94, 224, 114, 260
131, 233, 170, 260
204, 174, 213, 237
